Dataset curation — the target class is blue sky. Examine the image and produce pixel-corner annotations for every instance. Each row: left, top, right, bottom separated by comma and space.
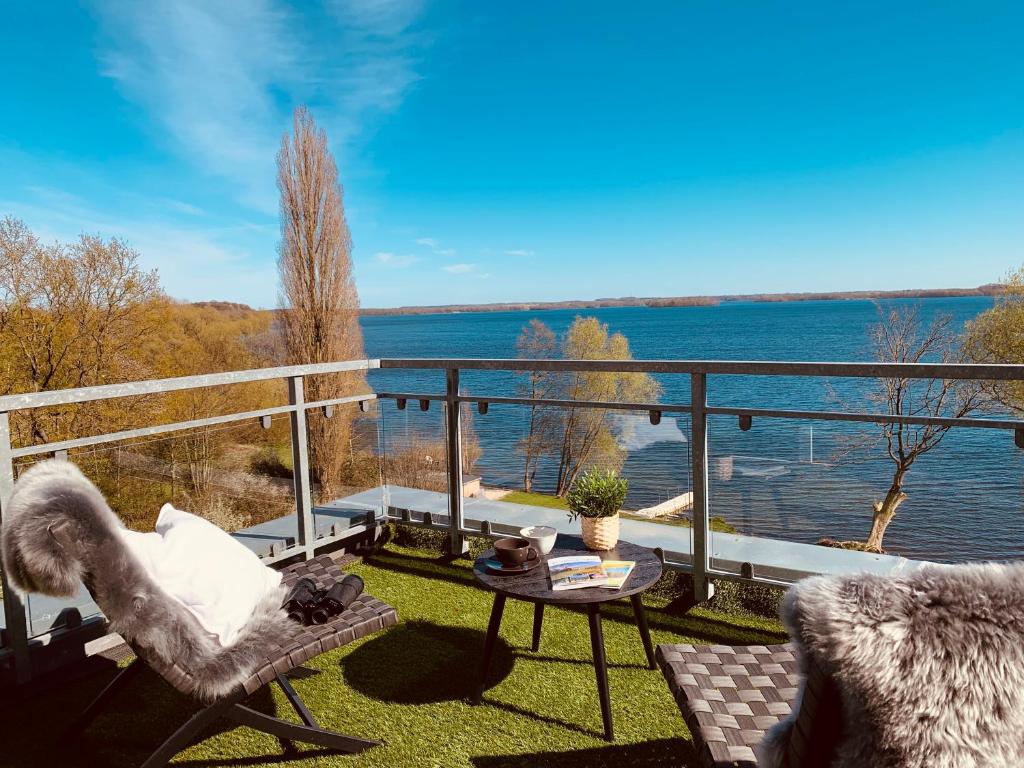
1, 2, 1022, 308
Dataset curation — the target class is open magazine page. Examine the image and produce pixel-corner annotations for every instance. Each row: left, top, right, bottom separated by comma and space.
548, 555, 608, 590
599, 560, 636, 589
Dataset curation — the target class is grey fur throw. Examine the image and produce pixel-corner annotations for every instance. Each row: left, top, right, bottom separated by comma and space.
0, 459, 291, 703
758, 563, 1024, 768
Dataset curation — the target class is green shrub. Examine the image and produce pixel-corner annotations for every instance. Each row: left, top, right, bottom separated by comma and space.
708, 579, 785, 619
645, 570, 785, 620
388, 524, 491, 559
566, 468, 628, 521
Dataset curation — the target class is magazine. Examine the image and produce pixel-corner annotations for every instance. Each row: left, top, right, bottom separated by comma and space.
548, 555, 609, 590
599, 560, 636, 589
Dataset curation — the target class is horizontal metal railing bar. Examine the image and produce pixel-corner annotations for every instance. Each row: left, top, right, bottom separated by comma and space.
457, 394, 693, 413
379, 357, 1024, 381
376, 392, 447, 402
10, 393, 377, 459
303, 393, 377, 412
10, 404, 297, 458
0, 360, 380, 412
706, 406, 1024, 431
333, 390, 1018, 430
704, 567, 795, 589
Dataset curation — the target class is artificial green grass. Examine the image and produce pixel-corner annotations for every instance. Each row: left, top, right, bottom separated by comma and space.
501, 490, 571, 510
0, 545, 786, 768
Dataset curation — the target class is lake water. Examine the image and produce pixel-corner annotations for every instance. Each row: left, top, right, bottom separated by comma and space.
360, 297, 1024, 563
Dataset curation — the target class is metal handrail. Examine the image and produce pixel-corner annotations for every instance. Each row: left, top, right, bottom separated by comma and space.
0, 359, 379, 412
379, 357, 1024, 380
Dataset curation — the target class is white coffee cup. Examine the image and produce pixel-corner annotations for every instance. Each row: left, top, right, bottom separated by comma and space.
520, 525, 557, 555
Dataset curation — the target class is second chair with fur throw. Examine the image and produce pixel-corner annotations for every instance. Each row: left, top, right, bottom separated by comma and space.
657, 562, 1024, 768
0, 459, 398, 768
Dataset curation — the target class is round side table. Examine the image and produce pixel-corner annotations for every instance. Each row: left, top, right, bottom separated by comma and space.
472, 534, 663, 741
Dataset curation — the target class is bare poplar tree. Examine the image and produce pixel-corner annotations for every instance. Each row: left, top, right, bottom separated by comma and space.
277, 106, 366, 495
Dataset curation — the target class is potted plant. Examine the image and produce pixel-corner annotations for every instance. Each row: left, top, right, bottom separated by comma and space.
566, 468, 628, 551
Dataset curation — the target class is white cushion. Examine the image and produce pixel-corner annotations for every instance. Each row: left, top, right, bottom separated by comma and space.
119, 504, 282, 647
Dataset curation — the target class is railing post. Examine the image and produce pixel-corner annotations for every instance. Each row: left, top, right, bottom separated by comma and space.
288, 376, 315, 559
445, 368, 468, 556
690, 373, 715, 603
0, 411, 31, 683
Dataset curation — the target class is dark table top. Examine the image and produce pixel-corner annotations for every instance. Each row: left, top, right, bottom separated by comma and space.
472, 534, 663, 604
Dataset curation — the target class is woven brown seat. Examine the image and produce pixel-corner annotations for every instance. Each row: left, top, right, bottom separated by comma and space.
657, 643, 800, 768
141, 555, 398, 699
658, 641, 843, 768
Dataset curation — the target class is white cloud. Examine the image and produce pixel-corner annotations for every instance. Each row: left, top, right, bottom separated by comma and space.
374, 251, 419, 268
411, 236, 456, 257
415, 236, 455, 257
504, 248, 535, 257
442, 263, 475, 274
93, 0, 426, 213
162, 198, 206, 217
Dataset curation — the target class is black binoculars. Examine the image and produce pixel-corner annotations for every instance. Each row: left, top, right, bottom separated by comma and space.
282, 575, 365, 626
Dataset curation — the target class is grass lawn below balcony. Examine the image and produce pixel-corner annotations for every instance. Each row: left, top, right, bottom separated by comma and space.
1, 544, 786, 768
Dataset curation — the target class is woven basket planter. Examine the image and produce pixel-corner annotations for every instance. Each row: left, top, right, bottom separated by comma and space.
581, 513, 620, 551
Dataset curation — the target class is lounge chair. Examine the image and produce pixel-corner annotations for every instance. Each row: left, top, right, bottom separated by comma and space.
657, 563, 1024, 767
1, 460, 398, 767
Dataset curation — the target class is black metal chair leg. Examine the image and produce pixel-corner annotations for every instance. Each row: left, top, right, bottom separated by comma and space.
531, 602, 545, 652
277, 675, 318, 727
226, 704, 381, 754
139, 698, 236, 768
630, 593, 657, 669
475, 593, 507, 703
63, 658, 145, 741
587, 602, 614, 742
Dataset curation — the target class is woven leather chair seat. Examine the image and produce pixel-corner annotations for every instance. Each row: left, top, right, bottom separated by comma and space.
141, 554, 399, 698
241, 556, 398, 694
657, 643, 800, 768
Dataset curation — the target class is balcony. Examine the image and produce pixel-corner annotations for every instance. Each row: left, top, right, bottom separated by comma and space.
2, 357, 1023, 766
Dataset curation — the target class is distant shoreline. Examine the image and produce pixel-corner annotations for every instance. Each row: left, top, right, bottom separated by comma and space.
359, 285, 1002, 316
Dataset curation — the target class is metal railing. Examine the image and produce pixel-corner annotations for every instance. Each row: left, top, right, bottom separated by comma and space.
3, 356, 1024, 685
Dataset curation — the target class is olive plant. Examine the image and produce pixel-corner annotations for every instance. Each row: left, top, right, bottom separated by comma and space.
566, 468, 628, 521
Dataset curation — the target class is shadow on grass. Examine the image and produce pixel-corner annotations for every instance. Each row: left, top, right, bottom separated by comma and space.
340, 620, 649, 739
478, 695, 613, 741
364, 548, 479, 589
470, 736, 698, 768
2, 660, 352, 768
175, 752, 340, 768
341, 620, 515, 704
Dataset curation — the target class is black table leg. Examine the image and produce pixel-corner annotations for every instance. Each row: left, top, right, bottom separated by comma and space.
531, 602, 544, 652
586, 602, 614, 742
475, 593, 507, 703
630, 593, 657, 669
